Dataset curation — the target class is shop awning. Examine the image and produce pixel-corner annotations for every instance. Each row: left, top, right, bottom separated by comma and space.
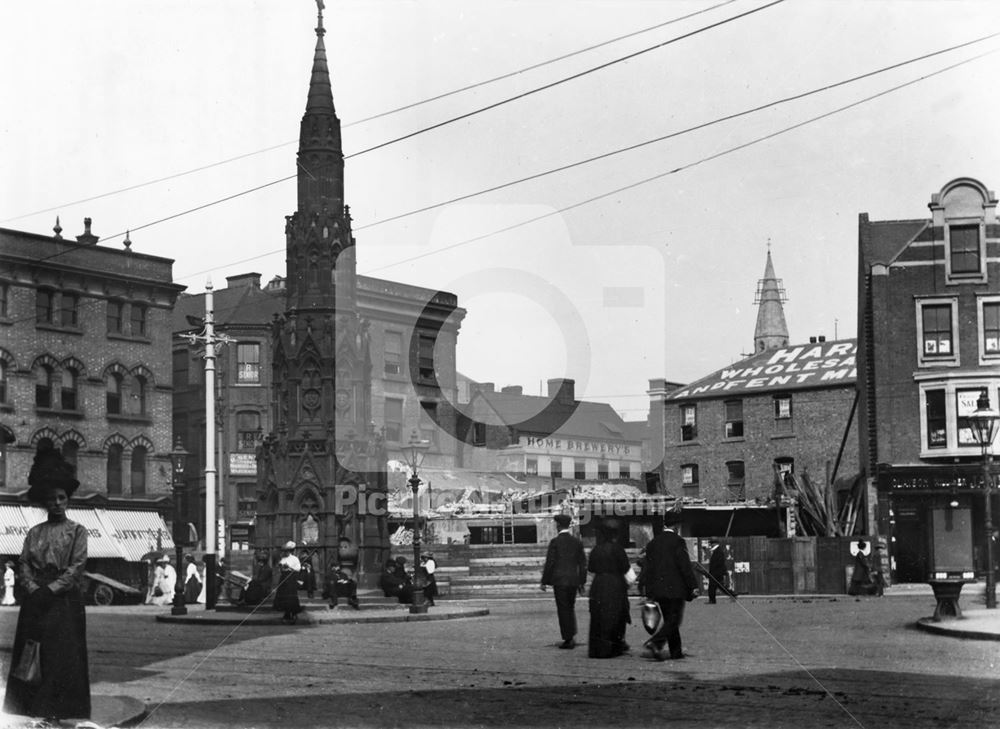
0, 504, 172, 561
65, 509, 128, 559
97, 509, 174, 561
0, 505, 32, 555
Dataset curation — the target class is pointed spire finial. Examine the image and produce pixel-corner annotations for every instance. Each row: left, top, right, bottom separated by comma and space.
316, 0, 325, 35
53, 216, 62, 239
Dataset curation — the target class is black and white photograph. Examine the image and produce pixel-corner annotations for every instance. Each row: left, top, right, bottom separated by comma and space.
1, 1, 999, 727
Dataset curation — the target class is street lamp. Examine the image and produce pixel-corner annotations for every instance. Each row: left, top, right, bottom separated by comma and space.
402, 429, 430, 614
967, 388, 998, 610
170, 437, 191, 616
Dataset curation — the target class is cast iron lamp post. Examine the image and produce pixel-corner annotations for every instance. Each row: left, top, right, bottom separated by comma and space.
967, 389, 998, 610
402, 430, 430, 614
170, 437, 190, 616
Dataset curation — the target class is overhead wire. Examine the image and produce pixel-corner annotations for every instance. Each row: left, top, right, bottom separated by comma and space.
7, 31, 996, 327
346, 0, 786, 159
151, 33, 1000, 285
0, 0, 740, 226
361, 47, 999, 275
354, 30, 1000, 233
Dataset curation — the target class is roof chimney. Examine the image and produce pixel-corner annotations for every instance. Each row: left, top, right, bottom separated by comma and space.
75, 217, 99, 245
501, 385, 523, 396
476, 382, 495, 394
818, 335, 826, 343
809, 336, 817, 344
547, 378, 575, 405
226, 273, 262, 290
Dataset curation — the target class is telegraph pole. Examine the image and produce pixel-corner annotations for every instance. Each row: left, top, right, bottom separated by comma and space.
180, 279, 234, 609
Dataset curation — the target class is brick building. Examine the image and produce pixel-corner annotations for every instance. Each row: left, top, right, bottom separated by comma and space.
654, 252, 860, 536
456, 378, 644, 481
858, 176, 1000, 583
0, 218, 184, 501
173, 271, 465, 552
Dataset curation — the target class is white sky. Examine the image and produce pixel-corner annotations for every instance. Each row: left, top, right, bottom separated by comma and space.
3, 1, 999, 421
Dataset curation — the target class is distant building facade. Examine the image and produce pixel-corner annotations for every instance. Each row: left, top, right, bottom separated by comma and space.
173, 270, 466, 552
0, 218, 183, 502
457, 378, 644, 483
652, 252, 860, 536
858, 176, 1000, 582
661, 337, 859, 506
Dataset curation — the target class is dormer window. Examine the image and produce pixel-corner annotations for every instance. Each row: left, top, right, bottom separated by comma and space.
948, 223, 982, 275
930, 179, 994, 284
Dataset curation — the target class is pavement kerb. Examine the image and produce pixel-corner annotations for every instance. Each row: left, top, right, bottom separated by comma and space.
155, 605, 490, 626
1, 694, 147, 729
914, 609, 1000, 640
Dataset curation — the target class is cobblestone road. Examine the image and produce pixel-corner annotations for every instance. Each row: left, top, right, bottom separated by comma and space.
2, 594, 997, 728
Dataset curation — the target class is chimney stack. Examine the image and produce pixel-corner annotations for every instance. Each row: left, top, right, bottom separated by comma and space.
547, 378, 575, 405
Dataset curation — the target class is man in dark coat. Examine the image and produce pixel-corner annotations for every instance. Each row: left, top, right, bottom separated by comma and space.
641, 511, 699, 660
540, 513, 587, 649
706, 539, 736, 603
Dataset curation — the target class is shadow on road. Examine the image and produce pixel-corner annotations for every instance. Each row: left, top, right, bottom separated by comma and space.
128, 667, 1000, 729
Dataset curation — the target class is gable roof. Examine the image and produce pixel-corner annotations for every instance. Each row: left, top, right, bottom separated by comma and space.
472, 390, 637, 443
859, 217, 930, 267
666, 338, 857, 401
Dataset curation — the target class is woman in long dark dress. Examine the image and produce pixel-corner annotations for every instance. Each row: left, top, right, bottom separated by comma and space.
4, 448, 91, 720
587, 519, 632, 658
273, 541, 303, 623
183, 554, 202, 604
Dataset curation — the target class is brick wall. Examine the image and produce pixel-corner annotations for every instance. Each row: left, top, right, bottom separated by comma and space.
663, 385, 859, 502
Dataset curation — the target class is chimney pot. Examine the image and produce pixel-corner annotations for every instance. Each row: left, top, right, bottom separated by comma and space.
809, 336, 817, 344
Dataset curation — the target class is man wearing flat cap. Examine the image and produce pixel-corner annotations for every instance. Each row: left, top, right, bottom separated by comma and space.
641, 510, 699, 660
540, 513, 587, 649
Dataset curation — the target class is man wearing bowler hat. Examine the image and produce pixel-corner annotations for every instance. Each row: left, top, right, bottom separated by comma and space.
641, 509, 699, 660
540, 513, 587, 649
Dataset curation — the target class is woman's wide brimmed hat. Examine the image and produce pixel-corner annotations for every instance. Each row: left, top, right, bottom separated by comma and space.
26, 447, 80, 504
282, 541, 296, 550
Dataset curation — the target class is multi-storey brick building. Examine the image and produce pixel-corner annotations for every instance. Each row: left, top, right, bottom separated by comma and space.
173, 269, 466, 552
858, 176, 1000, 583
654, 252, 860, 536
0, 218, 184, 500
456, 378, 644, 481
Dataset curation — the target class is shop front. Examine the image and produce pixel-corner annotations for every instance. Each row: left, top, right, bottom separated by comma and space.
877, 464, 993, 583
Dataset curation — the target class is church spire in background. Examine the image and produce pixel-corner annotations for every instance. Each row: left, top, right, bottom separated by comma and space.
753, 243, 789, 353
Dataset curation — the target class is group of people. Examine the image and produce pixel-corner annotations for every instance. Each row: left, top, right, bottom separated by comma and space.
144, 553, 206, 606
540, 511, 703, 661
379, 553, 438, 606
241, 542, 361, 619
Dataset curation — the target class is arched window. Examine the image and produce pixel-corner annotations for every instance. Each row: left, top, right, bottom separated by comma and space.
107, 444, 123, 495
130, 445, 147, 496
35, 365, 53, 408
0, 360, 7, 404
61, 440, 79, 473
61, 368, 78, 411
107, 373, 123, 414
